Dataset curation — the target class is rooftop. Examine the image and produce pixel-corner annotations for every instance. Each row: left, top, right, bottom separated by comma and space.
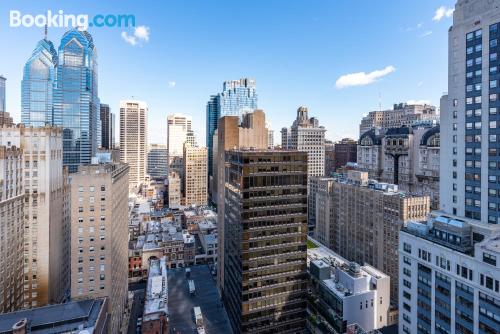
144, 257, 168, 321
0, 298, 106, 334
308, 237, 388, 299
167, 265, 232, 334
402, 211, 500, 256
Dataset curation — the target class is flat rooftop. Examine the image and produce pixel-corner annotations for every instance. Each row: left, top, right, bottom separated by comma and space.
167, 265, 232, 334
0, 298, 105, 334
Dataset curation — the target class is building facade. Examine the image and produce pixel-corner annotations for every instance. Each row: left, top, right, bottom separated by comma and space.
167, 172, 181, 209
100, 104, 114, 149
0, 75, 5, 113
21, 36, 58, 127
324, 140, 336, 176
0, 145, 24, 313
53, 29, 100, 173
0, 125, 69, 309
440, 0, 500, 223
70, 163, 129, 334
206, 78, 258, 181
357, 124, 441, 209
167, 113, 193, 158
308, 241, 391, 333
222, 150, 308, 333
334, 138, 358, 170
183, 144, 207, 206
147, 144, 168, 179
399, 213, 500, 334
359, 103, 439, 136
314, 171, 430, 303
214, 110, 269, 293
120, 100, 148, 190
282, 106, 326, 230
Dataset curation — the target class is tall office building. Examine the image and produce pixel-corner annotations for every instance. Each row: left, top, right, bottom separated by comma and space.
440, 0, 500, 223
0, 75, 5, 113
147, 144, 168, 179
0, 76, 12, 127
53, 29, 100, 173
0, 144, 25, 313
222, 150, 308, 333
167, 113, 193, 158
399, 1, 500, 333
314, 171, 430, 302
399, 213, 500, 334
281, 106, 326, 230
0, 125, 70, 309
100, 104, 114, 149
214, 110, 269, 293
266, 122, 274, 149
183, 144, 207, 206
21, 35, 58, 127
120, 100, 148, 190
359, 103, 439, 136
206, 78, 258, 180
70, 163, 129, 334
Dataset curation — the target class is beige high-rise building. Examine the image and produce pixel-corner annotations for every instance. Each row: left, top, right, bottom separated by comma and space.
167, 171, 181, 209
359, 102, 439, 135
120, 100, 148, 191
281, 107, 326, 230
0, 145, 24, 313
183, 144, 207, 206
70, 163, 129, 334
314, 170, 430, 303
214, 109, 268, 295
0, 125, 69, 309
167, 113, 194, 158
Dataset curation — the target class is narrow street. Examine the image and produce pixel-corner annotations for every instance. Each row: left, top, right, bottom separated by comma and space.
127, 282, 146, 334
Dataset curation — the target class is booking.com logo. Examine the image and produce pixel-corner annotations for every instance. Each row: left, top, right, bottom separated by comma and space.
9, 10, 135, 29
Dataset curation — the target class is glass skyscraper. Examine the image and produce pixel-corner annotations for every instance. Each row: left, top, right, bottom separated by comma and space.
206, 78, 258, 180
0, 75, 5, 113
53, 29, 100, 172
21, 37, 58, 126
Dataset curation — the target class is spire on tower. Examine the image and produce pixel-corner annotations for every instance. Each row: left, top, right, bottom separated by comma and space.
44, 24, 48, 40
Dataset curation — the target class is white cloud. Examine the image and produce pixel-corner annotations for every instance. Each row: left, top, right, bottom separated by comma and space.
121, 25, 151, 46
417, 22, 423, 29
335, 66, 396, 89
433, 6, 454, 21
121, 31, 137, 46
407, 99, 431, 105
420, 30, 433, 38
134, 26, 150, 41
168, 81, 176, 88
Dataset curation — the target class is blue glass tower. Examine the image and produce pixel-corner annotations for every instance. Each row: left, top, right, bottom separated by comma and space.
206, 78, 258, 179
0, 75, 5, 113
54, 29, 100, 173
21, 36, 58, 126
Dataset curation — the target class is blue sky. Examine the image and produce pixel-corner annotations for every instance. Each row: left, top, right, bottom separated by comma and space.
0, 0, 455, 145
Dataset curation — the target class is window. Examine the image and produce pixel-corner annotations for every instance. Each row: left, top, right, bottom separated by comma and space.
483, 252, 497, 266
403, 242, 412, 253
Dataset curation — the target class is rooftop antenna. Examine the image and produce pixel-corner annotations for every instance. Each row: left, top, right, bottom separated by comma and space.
44, 24, 48, 41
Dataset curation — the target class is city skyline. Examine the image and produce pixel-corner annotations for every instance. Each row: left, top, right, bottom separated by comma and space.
0, 0, 454, 145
